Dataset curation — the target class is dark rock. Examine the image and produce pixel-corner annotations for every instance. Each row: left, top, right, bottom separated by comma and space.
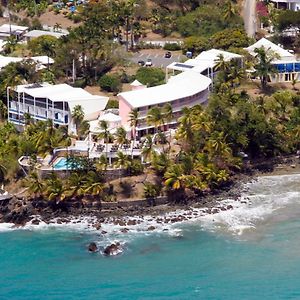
120, 228, 129, 233
31, 219, 40, 225
127, 219, 137, 226
93, 223, 101, 230
147, 226, 156, 231
101, 230, 107, 235
88, 242, 98, 252
103, 242, 122, 256
227, 205, 233, 210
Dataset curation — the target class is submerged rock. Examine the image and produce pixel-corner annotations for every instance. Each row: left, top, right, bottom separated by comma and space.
147, 226, 156, 231
88, 242, 98, 253
103, 243, 122, 256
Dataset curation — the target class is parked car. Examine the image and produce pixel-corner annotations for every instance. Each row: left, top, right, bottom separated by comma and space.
164, 51, 172, 58
138, 60, 145, 66
145, 58, 152, 67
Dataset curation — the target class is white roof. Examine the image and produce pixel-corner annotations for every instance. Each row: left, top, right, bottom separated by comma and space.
31, 56, 54, 65
98, 112, 121, 122
0, 55, 54, 69
0, 24, 28, 34
194, 49, 242, 62
14, 83, 109, 116
118, 71, 211, 108
24, 30, 67, 39
245, 38, 295, 60
130, 79, 144, 87
167, 49, 242, 73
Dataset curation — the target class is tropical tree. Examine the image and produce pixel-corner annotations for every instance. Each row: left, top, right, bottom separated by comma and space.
97, 120, 113, 157
95, 154, 109, 172
24, 172, 44, 198
83, 171, 104, 198
129, 107, 139, 143
114, 151, 130, 180
44, 173, 66, 204
147, 106, 163, 133
141, 135, 154, 163
71, 105, 84, 136
254, 47, 278, 90
114, 126, 128, 149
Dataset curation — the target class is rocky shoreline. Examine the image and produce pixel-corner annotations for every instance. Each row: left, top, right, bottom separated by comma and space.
1, 155, 299, 244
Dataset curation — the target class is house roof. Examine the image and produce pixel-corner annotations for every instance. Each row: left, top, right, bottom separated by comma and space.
14, 83, 109, 117
118, 71, 211, 109
167, 49, 242, 73
194, 49, 242, 62
0, 24, 28, 34
130, 79, 144, 87
24, 30, 67, 39
98, 112, 121, 122
0, 55, 54, 69
245, 38, 295, 59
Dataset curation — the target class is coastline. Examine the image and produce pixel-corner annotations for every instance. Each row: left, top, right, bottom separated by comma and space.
1, 155, 300, 232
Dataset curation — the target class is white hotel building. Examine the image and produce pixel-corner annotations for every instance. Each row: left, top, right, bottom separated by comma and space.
8, 83, 108, 133
118, 71, 212, 137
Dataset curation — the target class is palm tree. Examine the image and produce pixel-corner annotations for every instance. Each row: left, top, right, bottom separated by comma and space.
83, 171, 104, 198
53, 23, 62, 32
223, 0, 237, 21
24, 172, 44, 198
147, 106, 163, 133
114, 126, 128, 150
214, 54, 230, 72
97, 120, 113, 158
40, 38, 56, 68
141, 135, 154, 163
45, 173, 66, 204
114, 151, 130, 180
129, 107, 139, 152
254, 47, 278, 90
67, 172, 85, 198
164, 164, 185, 190
95, 154, 108, 172
71, 105, 84, 136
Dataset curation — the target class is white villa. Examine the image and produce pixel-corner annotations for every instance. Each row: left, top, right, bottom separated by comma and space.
118, 71, 212, 137
0, 55, 54, 70
166, 49, 243, 81
0, 24, 28, 40
23, 30, 68, 41
270, 0, 300, 10
8, 83, 109, 133
245, 38, 300, 82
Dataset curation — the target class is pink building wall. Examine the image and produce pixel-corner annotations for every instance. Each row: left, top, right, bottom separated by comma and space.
119, 95, 133, 127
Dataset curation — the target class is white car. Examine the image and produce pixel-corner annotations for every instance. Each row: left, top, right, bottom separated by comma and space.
145, 58, 152, 67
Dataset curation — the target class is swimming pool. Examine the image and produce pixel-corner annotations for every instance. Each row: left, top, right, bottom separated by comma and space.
53, 157, 72, 170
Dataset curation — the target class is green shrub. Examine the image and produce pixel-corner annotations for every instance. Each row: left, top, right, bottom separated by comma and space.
73, 78, 87, 88
135, 67, 165, 87
127, 159, 144, 176
106, 99, 119, 109
143, 182, 161, 199
182, 36, 209, 55
163, 43, 181, 51
99, 74, 121, 93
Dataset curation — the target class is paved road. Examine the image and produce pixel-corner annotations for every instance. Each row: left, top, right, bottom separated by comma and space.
243, 0, 257, 38
130, 52, 184, 69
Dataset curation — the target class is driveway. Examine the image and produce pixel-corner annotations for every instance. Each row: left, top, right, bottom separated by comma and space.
243, 0, 257, 38
129, 49, 185, 69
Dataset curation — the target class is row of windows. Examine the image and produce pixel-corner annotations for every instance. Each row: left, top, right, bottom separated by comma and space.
137, 90, 207, 113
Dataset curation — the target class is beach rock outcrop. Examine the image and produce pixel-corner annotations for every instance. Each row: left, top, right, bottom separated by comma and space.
103, 242, 122, 256
88, 242, 98, 253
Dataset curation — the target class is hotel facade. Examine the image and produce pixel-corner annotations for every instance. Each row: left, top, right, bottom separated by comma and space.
8, 83, 108, 133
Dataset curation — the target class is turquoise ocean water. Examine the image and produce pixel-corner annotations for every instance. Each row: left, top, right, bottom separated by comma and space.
1, 174, 300, 299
